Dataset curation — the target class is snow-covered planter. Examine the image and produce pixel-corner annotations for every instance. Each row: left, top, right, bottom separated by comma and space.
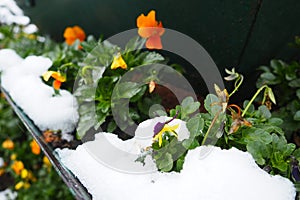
0, 5, 299, 199
0, 48, 298, 200
56, 118, 296, 200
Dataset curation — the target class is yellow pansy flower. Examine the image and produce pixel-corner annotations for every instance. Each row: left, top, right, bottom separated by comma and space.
15, 181, 24, 190
10, 153, 17, 160
43, 156, 51, 168
21, 169, 28, 179
153, 124, 179, 147
42, 71, 66, 90
110, 53, 127, 70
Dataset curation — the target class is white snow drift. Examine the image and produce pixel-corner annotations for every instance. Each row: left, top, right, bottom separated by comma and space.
0, 49, 79, 136
57, 117, 296, 200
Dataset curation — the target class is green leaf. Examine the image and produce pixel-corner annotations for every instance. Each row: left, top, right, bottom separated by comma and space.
258, 105, 272, 119
186, 114, 204, 137
260, 72, 276, 81
289, 78, 300, 88
246, 141, 266, 165
296, 89, 300, 99
114, 82, 142, 99
270, 59, 283, 74
258, 65, 271, 72
242, 128, 272, 144
243, 100, 255, 114
181, 97, 200, 120
157, 153, 173, 172
124, 36, 145, 53
130, 85, 147, 102
182, 138, 200, 150
294, 110, 300, 121
107, 121, 117, 133
271, 152, 289, 172
204, 94, 221, 115
293, 148, 300, 163
76, 103, 97, 139
142, 52, 165, 65
267, 117, 283, 126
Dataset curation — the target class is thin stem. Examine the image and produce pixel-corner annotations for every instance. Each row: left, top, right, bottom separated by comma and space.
229, 75, 244, 97
202, 110, 221, 145
241, 85, 268, 117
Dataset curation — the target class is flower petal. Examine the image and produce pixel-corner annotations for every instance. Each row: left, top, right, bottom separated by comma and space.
51, 72, 66, 82
111, 54, 127, 70
145, 35, 163, 49
137, 10, 157, 28
53, 80, 62, 90
42, 71, 53, 81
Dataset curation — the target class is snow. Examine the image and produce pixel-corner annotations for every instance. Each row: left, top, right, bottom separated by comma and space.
0, 157, 4, 168
0, 189, 17, 200
0, 49, 79, 136
56, 117, 296, 200
0, 189, 16, 200
0, 0, 29, 25
23, 24, 38, 34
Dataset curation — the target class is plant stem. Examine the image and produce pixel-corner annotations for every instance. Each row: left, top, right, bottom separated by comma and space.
241, 85, 268, 117
229, 75, 244, 97
202, 110, 221, 145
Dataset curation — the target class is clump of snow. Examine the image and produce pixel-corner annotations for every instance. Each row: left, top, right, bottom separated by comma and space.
56, 117, 296, 200
0, 189, 17, 200
0, 157, 4, 168
23, 24, 38, 34
0, 49, 79, 135
0, 0, 29, 26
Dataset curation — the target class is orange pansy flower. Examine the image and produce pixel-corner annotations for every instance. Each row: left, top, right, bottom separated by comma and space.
2, 139, 14, 150
63, 25, 86, 48
137, 10, 165, 49
42, 71, 66, 90
11, 160, 24, 175
30, 140, 41, 155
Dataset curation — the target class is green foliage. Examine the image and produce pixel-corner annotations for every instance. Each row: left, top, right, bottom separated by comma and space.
256, 57, 300, 138
75, 37, 171, 139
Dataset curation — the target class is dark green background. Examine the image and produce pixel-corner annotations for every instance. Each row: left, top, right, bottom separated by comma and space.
16, 0, 300, 97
